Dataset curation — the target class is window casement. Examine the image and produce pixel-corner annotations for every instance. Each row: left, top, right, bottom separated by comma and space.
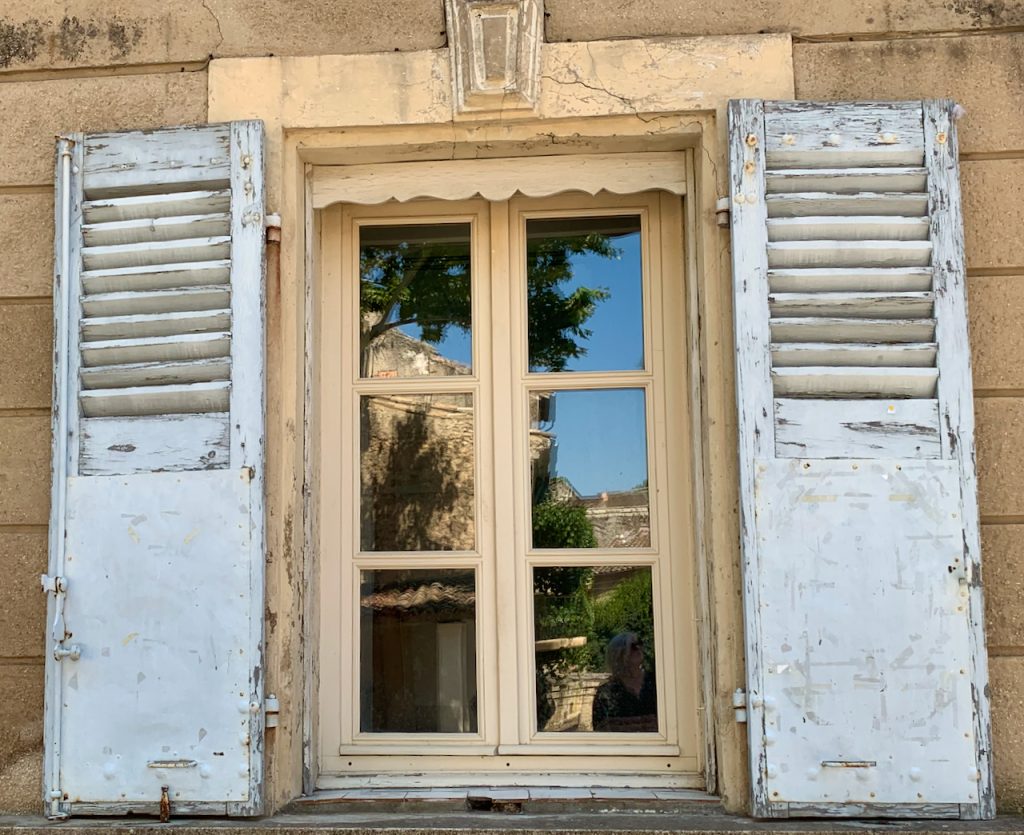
316, 192, 701, 783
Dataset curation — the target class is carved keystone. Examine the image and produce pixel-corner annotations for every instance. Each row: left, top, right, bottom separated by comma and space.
445, 0, 543, 116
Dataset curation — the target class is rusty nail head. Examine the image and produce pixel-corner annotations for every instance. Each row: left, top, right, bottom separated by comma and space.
937, 132, 948, 144
744, 161, 756, 173
745, 133, 758, 147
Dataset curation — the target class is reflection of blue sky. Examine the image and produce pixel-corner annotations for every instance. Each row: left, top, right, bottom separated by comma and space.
398, 319, 472, 367
544, 388, 648, 496
531, 229, 643, 373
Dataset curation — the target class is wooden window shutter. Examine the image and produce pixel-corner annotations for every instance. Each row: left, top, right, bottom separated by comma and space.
729, 101, 993, 819
44, 123, 266, 818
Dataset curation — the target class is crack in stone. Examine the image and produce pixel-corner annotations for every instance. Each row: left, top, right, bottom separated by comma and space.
201, 0, 225, 51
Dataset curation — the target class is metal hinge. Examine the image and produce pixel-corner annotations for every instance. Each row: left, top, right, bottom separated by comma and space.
716, 196, 731, 228
265, 693, 280, 728
732, 688, 748, 723
41, 574, 81, 662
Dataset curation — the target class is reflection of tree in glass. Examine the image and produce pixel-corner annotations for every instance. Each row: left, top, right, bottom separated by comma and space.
590, 571, 655, 676
360, 240, 471, 366
359, 232, 615, 371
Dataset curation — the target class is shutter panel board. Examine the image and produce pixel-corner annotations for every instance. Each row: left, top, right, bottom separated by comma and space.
730, 100, 993, 820
44, 122, 266, 818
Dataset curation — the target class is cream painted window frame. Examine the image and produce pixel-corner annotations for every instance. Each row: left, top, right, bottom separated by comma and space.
316, 190, 700, 786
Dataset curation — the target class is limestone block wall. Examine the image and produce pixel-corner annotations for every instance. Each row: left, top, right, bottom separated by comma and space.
1, 0, 1022, 815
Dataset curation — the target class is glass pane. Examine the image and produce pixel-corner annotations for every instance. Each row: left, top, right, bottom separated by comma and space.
533, 566, 657, 733
526, 215, 643, 373
360, 568, 478, 733
529, 389, 650, 549
360, 223, 472, 378
360, 393, 475, 551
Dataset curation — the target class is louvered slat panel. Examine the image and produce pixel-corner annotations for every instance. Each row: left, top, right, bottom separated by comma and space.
761, 104, 937, 406
80, 381, 231, 418
768, 268, 933, 293
766, 192, 929, 218
81, 309, 231, 341
81, 260, 232, 294
81, 286, 230, 317
80, 332, 231, 367
771, 342, 937, 367
773, 366, 938, 398
83, 213, 230, 246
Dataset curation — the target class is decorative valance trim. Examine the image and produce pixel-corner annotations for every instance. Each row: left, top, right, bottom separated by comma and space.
311, 152, 686, 208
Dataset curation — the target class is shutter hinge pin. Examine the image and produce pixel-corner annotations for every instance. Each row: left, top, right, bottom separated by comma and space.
716, 197, 731, 228
732, 688, 748, 723
265, 693, 281, 728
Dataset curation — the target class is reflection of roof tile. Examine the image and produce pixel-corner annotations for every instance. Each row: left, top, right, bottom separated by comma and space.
581, 488, 649, 508
361, 582, 475, 612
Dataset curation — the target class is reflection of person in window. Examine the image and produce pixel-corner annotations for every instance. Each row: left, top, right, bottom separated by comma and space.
592, 632, 657, 732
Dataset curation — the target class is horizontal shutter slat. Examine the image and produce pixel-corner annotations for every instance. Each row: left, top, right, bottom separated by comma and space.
768, 267, 933, 293
767, 216, 929, 242
81, 259, 232, 294
772, 366, 938, 398
80, 380, 231, 417
81, 309, 231, 340
766, 167, 928, 194
82, 189, 231, 222
770, 317, 936, 342
81, 286, 230, 317
766, 192, 929, 218
82, 235, 232, 270
771, 342, 937, 367
769, 291, 933, 318
83, 213, 231, 246
80, 357, 231, 389
80, 331, 232, 366
767, 240, 932, 268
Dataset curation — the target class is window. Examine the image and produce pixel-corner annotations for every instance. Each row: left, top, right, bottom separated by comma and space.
317, 192, 699, 783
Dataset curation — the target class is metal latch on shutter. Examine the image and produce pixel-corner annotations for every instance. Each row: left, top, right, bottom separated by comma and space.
41, 574, 81, 662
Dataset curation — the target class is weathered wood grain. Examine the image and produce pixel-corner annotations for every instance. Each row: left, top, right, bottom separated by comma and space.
770, 317, 935, 343
82, 235, 232, 271
83, 189, 231, 223
83, 212, 230, 247
774, 398, 940, 458
766, 167, 927, 194
728, 98, 774, 819
81, 259, 232, 294
82, 126, 231, 198
924, 100, 994, 819
80, 414, 230, 476
771, 342, 936, 367
80, 380, 231, 417
80, 332, 231, 367
81, 286, 231, 318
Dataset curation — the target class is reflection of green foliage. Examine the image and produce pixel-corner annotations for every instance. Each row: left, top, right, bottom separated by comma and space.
526, 234, 613, 372
360, 232, 615, 372
532, 501, 597, 549
590, 571, 655, 674
360, 242, 471, 353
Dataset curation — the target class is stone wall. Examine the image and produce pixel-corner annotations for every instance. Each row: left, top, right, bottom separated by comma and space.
1, 0, 1022, 815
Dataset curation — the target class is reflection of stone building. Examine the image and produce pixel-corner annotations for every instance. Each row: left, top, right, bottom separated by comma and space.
362, 323, 468, 379
360, 393, 476, 552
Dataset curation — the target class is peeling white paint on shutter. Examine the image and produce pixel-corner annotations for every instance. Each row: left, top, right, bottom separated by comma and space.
44, 122, 266, 818
729, 101, 993, 820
